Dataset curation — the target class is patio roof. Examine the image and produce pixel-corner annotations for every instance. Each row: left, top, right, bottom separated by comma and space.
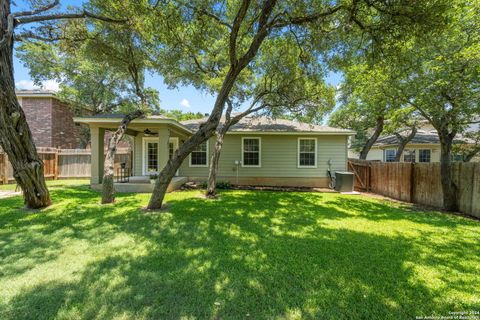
73, 114, 193, 135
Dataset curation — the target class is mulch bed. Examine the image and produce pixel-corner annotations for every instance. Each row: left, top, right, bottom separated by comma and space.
179, 181, 336, 193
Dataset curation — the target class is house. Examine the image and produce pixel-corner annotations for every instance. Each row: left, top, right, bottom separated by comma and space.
361, 131, 472, 162
16, 90, 89, 148
74, 114, 355, 192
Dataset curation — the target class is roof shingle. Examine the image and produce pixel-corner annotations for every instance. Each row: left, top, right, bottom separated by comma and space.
181, 116, 355, 134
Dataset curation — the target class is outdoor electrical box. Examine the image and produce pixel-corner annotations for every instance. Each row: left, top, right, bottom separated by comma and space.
334, 171, 354, 192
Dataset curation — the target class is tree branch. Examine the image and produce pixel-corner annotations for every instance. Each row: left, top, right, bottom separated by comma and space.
15, 10, 126, 25
237, 0, 276, 69
184, 3, 232, 30
272, 5, 343, 28
229, 0, 251, 66
13, 0, 60, 18
15, 30, 96, 43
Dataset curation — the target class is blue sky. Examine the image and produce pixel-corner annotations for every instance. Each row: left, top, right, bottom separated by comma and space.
12, 0, 343, 114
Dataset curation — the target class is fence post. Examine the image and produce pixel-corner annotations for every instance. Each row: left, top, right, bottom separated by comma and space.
54, 148, 59, 180
367, 162, 372, 192
409, 162, 415, 203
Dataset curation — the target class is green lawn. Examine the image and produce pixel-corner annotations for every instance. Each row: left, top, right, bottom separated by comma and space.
0, 181, 478, 320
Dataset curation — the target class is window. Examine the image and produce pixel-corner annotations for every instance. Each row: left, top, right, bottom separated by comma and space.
385, 149, 397, 162
452, 154, 464, 162
242, 138, 261, 167
147, 142, 158, 172
419, 149, 431, 163
298, 138, 317, 167
190, 141, 208, 167
403, 149, 416, 163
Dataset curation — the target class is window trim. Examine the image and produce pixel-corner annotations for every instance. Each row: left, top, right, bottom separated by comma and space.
297, 137, 317, 168
142, 137, 159, 175
384, 148, 397, 162
189, 140, 209, 167
241, 137, 262, 168
418, 148, 432, 163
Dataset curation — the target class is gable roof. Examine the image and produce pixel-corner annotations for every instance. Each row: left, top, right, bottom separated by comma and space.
181, 116, 355, 135
374, 132, 472, 146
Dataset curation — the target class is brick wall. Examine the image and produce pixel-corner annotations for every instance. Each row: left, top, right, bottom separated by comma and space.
21, 97, 53, 147
51, 99, 80, 148
20, 96, 84, 148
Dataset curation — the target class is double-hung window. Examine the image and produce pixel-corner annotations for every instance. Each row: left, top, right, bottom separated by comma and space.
298, 138, 317, 168
190, 141, 208, 167
242, 137, 261, 167
384, 149, 396, 162
419, 149, 431, 163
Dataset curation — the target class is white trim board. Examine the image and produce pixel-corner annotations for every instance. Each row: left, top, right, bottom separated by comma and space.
189, 140, 209, 167
297, 137, 317, 168
241, 137, 262, 168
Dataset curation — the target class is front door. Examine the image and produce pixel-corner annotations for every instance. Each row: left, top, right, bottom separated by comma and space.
144, 140, 159, 175
143, 137, 179, 176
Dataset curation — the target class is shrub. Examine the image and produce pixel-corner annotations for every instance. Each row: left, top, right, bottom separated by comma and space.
198, 181, 231, 189
216, 181, 231, 189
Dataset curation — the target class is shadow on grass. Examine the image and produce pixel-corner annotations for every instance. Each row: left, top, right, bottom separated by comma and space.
0, 188, 478, 319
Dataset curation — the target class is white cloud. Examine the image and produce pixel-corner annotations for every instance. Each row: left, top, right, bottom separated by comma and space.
180, 98, 191, 108
15, 79, 60, 92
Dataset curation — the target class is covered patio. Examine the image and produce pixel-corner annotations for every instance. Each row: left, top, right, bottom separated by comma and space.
74, 115, 193, 193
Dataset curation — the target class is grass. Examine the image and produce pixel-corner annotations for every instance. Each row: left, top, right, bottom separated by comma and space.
0, 181, 479, 320
0, 179, 91, 191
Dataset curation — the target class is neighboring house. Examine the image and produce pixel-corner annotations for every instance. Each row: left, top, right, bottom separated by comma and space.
361, 131, 471, 163
16, 90, 88, 148
74, 114, 355, 192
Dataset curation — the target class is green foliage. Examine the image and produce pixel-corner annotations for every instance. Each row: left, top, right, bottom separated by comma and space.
386, 0, 480, 136
16, 18, 159, 115
199, 180, 231, 189
0, 182, 479, 319
452, 130, 480, 161
160, 109, 205, 121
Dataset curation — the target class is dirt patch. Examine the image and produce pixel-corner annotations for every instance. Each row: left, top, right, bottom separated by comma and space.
141, 203, 170, 214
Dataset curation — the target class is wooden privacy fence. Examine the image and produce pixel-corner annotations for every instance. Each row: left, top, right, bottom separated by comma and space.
0, 147, 132, 183
348, 158, 480, 218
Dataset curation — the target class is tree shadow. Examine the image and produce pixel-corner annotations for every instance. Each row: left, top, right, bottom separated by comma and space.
325, 197, 477, 227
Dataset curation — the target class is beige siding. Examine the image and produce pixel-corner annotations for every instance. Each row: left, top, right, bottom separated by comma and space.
366, 149, 384, 161
368, 144, 441, 162
179, 134, 348, 178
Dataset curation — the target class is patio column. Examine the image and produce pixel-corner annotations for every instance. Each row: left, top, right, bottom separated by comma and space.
158, 128, 170, 171
90, 126, 105, 184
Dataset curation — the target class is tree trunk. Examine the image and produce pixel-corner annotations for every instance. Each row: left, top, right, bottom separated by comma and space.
0, 0, 51, 209
438, 130, 458, 211
359, 116, 384, 160
206, 131, 225, 198
147, 0, 276, 209
101, 110, 143, 204
463, 147, 480, 162
394, 127, 417, 162
147, 69, 242, 209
